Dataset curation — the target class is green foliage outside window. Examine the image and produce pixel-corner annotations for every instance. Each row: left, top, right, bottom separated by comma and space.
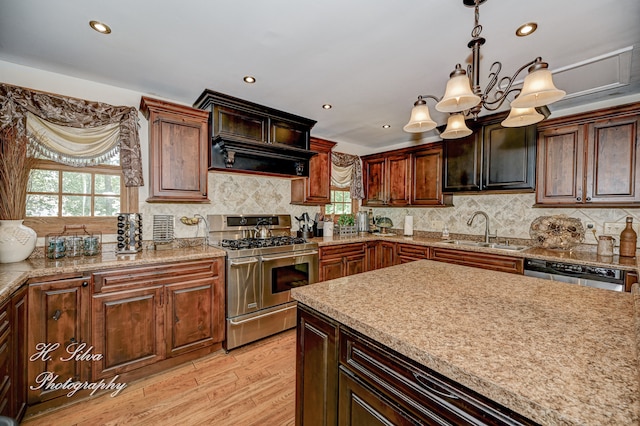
325, 189, 352, 216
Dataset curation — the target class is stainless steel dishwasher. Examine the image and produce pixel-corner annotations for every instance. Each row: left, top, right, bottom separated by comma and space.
524, 258, 626, 292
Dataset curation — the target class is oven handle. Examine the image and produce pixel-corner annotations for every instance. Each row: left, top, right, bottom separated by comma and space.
228, 304, 297, 325
260, 250, 318, 261
229, 257, 260, 266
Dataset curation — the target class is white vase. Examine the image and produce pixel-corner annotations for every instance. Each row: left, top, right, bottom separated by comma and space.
0, 219, 37, 263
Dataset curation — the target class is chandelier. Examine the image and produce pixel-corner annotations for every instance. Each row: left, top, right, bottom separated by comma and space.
403, 0, 565, 139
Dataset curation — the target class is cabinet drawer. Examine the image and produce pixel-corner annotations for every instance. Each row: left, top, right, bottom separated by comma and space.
320, 243, 366, 260
396, 244, 429, 260
430, 248, 523, 274
93, 259, 219, 293
339, 328, 535, 425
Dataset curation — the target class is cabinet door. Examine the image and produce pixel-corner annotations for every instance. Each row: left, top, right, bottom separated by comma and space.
92, 286, 164, 379
362, 157, 387, 206
165, 278, 217, 357
483, 122, 536, 191
387, 154, 410, 206
443, 131, 482, 192
536, 125, 585, 205
344, 255, 366, 277
378, 242, 396, 268
411, 145, 444, 205
141, 97, 210, 203
296, 305, 339, 426
320, 258, 345, 282
0, 298, 9, 416
338, 367, 422, 426
28, 277, 90, 404
270, 119, 310, 149
430, 248, 523, 274
365, 241, 379, 272
291, 138, 336, 205
11, 287, 27, 419
586, 115, 640, 204
396, 243, 429, 264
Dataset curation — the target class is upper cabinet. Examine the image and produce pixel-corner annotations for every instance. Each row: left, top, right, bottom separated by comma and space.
140, 97, 210, 203
536, 102, 640, 206
443, 114, 536, 193
362, 143, 451, 207
291, 137, 337, 205
194, 90, 317, 178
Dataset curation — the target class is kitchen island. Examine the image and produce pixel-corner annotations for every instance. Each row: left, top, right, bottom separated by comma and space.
291, 259, 640, 425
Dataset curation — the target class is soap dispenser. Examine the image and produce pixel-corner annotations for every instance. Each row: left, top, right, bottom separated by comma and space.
441, 225, 449, 240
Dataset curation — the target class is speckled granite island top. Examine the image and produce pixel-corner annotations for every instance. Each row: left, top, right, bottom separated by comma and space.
291, 259, 640, 426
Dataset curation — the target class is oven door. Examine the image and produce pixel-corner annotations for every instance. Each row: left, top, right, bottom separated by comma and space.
261, 250, 318, 308
227, 256, 261, 318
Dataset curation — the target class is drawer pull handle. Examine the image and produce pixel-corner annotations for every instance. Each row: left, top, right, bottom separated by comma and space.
52, 310, 61, 321
413, 372, 459, 400
82, 281, 89, 287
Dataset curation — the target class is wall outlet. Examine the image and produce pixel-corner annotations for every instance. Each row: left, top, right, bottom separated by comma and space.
603, 221, 640, 238
431, 220, 444, 231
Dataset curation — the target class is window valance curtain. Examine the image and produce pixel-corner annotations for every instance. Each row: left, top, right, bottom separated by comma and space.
0, 83, 143, 187
331, 152, 364, 200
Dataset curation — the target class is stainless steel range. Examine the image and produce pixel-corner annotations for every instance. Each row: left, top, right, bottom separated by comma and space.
208, 214, 318, 350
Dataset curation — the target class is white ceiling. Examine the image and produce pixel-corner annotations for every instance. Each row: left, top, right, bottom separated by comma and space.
1, 0, 639, 151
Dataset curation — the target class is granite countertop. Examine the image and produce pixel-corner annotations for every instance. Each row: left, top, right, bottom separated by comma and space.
310, 233, 640, 272
0, 245, 227, 301
292, 260, 640, 426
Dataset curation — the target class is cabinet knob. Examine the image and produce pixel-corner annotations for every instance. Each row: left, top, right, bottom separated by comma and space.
70, 337, 77, 343
576, 197, 582, 201
52, 310, 61, 321
82, 281, 89, 287
586, 196, 591, 201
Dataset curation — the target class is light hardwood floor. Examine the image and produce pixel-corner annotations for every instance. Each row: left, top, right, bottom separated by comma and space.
20, 330, 297, 426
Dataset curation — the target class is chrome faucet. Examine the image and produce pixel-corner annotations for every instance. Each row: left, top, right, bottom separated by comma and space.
466, 211, 495, 243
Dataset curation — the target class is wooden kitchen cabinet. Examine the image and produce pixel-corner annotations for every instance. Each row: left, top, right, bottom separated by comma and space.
319, 243, 367, 281
140, 96, 210, 203
91, 259, 224, 380
443, 115, 536, 192
536, 102, 640, 206
11, 286, 27, 419
296, 304, 339, 426
365, 241, 379, 271
291, 137, 337, 205
0, 297, 9, 416
430, 247, 523, 274
363, 144, 450, 207
27, 274, 91, 405
378, 241, 396, 268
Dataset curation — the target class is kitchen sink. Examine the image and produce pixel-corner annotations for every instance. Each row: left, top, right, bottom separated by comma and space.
441, 240, 529, 252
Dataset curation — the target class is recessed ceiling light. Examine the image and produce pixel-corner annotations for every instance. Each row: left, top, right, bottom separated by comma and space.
89, 20, 111, 34
322, 104, 332, 110
382, 124, 391, 129
243, 76, 256, 84
516, 22, 537, 37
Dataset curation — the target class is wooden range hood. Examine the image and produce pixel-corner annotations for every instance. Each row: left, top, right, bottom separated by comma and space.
194, 89, 317, 178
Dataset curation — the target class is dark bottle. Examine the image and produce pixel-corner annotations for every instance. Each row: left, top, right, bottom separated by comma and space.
619, 217, 637, 257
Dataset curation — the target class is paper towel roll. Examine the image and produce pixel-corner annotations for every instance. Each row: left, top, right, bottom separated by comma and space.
323, 221, 334, 237
404, 216, 413, 236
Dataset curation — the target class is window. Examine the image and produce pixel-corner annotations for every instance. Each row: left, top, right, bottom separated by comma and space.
324, 187, 358, 216
24, 159, 137, 236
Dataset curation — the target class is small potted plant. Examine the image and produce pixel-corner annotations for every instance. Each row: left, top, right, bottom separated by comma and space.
0, 126, 38, 262
336, 214, 357, 236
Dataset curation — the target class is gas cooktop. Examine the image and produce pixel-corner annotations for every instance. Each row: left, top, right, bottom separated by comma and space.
221, 236, 307, 250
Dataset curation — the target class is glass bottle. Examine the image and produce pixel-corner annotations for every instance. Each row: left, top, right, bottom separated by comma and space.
619, 217, 637, 257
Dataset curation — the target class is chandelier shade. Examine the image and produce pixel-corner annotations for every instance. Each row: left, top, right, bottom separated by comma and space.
510, 66, 566, 108
440, 114, 472, 139
435, 65, 481, 113
501, 107, 544, 127
403, 100, 437, 133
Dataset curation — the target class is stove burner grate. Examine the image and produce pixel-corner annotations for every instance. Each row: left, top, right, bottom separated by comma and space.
221, 236, 307, 250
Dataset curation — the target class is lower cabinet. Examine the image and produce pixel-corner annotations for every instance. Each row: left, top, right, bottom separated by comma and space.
430, 247, 524, 274
296, 304, 339, 426
91, 259, 224, 380
0, 297, 10, 416
319, 243, 367, 281
11, 287, 27, 419
297, 304, 536, 426
27, 274, 92, 405
378, 241, 396, 268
